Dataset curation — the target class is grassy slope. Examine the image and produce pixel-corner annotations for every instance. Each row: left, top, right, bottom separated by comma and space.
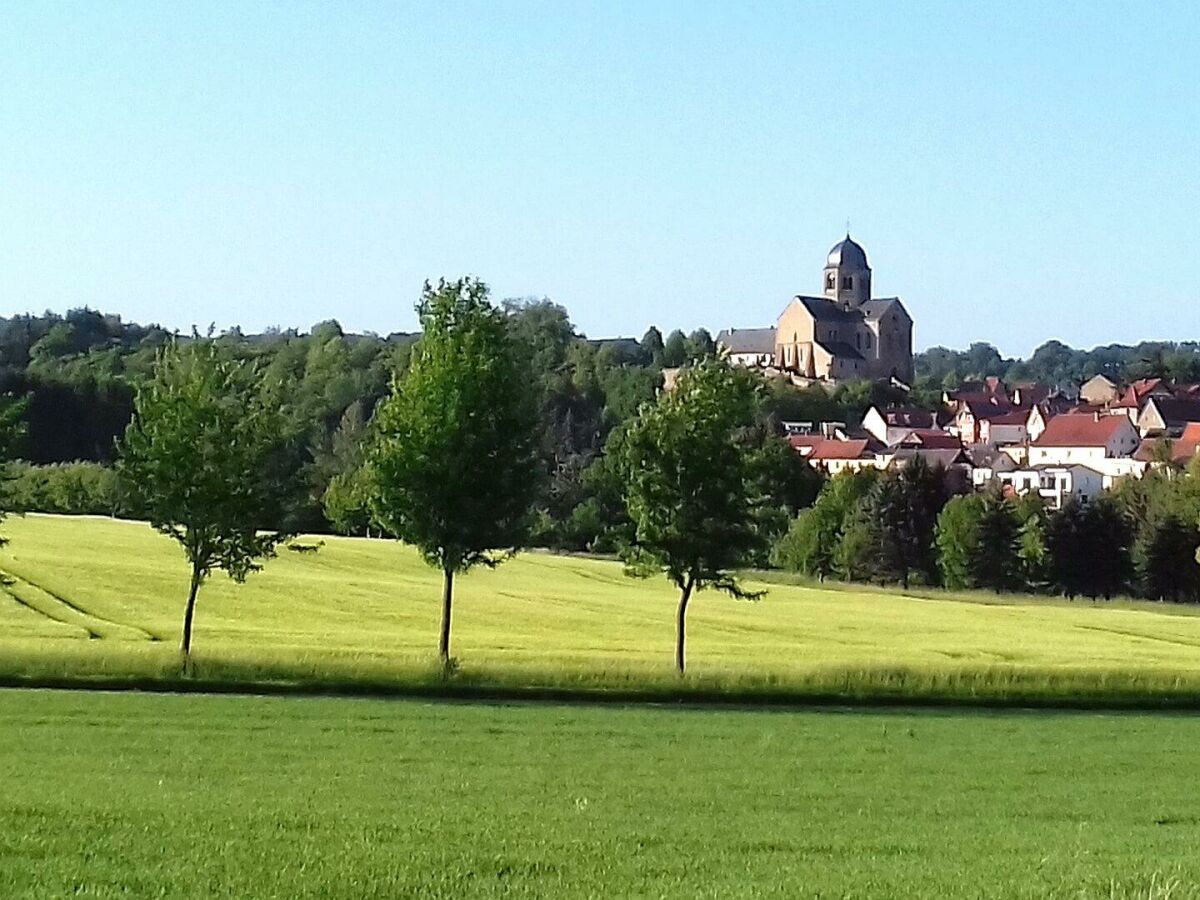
5, 514, 1200, 702
2, 689, 1199, 899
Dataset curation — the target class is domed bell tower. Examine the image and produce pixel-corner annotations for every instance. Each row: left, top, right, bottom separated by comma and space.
822, 234, 871, 309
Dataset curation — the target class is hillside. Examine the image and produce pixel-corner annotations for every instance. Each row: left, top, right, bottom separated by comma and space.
4, 514, 1200, 702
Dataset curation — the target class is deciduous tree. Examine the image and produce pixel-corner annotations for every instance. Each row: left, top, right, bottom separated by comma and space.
618, 359, 765, 672
368, 278, 540, 665
118, 340, 294, 659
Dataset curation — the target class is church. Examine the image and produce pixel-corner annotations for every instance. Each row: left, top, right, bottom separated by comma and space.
716, 235, 914, 384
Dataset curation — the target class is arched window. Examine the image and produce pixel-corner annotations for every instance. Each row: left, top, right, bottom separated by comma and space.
841, 276, 853, 289
825, 273, 834, 290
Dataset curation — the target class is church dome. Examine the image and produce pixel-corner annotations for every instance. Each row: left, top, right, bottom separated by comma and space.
826, 235, 869, 269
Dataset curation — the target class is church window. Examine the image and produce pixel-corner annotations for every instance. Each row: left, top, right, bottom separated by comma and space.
855, 333, 861, 349
825, 273, 834, 290
865, 333, 872, 349
842, 276, 853, 289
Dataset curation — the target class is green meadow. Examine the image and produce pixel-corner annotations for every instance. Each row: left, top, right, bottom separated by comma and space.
5, 514, 1200, 704
3, 689, 1200, 898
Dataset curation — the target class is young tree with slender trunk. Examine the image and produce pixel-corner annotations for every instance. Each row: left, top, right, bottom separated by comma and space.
118, 340, 294, 661
618, 359, 766, 673
368, 278, 540, 666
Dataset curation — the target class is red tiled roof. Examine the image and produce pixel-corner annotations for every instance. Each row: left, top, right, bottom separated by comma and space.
786, 435, 824, 452
808, 439, 872, 460
1135, 434, 1200, 464
1032, 414, 1132, 448
1114, 378, 1168, 408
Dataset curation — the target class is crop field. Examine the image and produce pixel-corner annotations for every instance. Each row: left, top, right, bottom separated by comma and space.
5, 514, 1200, 703
2, 689, 1199, 898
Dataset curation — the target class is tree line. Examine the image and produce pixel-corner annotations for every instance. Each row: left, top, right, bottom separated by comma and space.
4, 306, 1198, 548
773, 457, 1200, 603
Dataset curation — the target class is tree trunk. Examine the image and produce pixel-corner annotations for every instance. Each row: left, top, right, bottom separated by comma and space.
181, 563, 202, 659
675, 578, 695, 674
439, 567, 455, 664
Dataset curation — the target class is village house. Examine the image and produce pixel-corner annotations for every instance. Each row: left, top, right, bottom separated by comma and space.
1136, 396, 1200, 437
1079, 374, 1121, 406
804, 438, 885, 475
996, 464, 1105, 510
1135, 422, 1200, 466
1027, 413, 1140, 467
861, 406, 940, 445
978, 408, 1029, 446
716, 328, 775, 367
950, 400, 1018, 445
1110, 378, 1173, 423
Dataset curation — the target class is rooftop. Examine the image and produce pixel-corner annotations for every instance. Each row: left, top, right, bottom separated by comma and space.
1032, 414, 1133, 448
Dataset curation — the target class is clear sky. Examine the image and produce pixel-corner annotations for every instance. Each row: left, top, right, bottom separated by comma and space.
1, 1, 1197, 355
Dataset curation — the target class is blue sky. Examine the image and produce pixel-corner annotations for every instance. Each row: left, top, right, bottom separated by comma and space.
1, 1, 1197, 355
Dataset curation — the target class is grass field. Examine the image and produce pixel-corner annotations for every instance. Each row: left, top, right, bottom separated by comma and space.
6, 514, 1200, 704
2, 688, 1199, 898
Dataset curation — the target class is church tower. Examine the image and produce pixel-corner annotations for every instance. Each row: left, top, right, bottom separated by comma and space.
822, 234, 871, 309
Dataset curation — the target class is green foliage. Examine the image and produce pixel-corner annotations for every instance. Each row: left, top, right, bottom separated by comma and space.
1045, 497, 1133, 600
840, 459, 949, 588
917, 337, 1200, 388
935, 494, 987, 590
619, 359, 766, 670
5, 462, 123, 517
368, 278, 540, 661
322, 467, 373, 536
639, 326, 665, 365
935, 489, 1020, 592
661, 329, 688, 368
117, 340, 295, 655
315, 402, 373, 535
1014, 495, 1051, 592
370, 278, 540, 573
772, 469, 878, 578
1114, 467, 1200, 603
0, 393, 28, 543
1135, 513, 1200, 602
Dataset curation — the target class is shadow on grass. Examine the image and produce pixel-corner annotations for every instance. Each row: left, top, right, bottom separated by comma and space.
5, 641, 1200, 711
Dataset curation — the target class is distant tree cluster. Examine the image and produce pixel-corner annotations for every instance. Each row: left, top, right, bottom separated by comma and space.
775, 458, 1200, 603
915, 339, 1200, 392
